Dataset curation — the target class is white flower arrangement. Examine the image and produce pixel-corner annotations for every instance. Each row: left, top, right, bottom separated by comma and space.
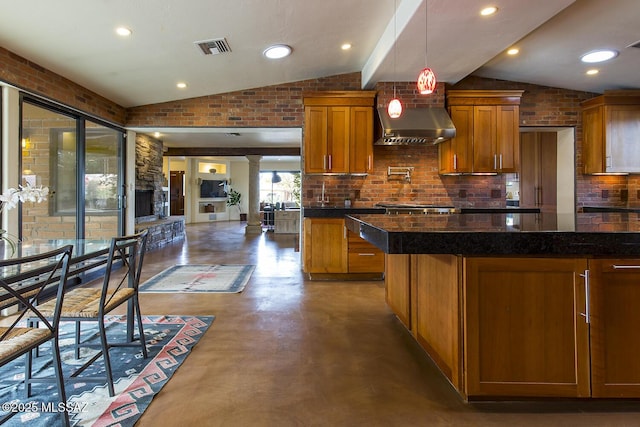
0, 183, 49, 254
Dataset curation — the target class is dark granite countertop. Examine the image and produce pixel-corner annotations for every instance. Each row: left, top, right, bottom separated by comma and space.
345, 212, 640, 256
302, 206, 386, 218
583, 206, 640, 213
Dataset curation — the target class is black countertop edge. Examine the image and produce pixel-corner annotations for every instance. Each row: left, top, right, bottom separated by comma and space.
583, 206, 640, 213
303, 206, 540, 218
459, 207, 541, 213
345, 215, 640, 257
303, 207, 386, 218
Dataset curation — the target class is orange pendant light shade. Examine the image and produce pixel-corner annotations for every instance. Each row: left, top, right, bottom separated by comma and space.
388, 98, 403, 118
417, 67, 437, 95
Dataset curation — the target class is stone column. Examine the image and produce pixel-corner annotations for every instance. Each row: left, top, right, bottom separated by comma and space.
245, 155, 263, 235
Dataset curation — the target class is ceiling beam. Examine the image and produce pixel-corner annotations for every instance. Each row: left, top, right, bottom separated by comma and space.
163, 146, 300, 157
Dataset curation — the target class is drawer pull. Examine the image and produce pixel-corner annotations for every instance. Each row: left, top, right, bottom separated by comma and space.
612, 265, 640, 269
579, 269, 590, 324
358, 253, 376, 256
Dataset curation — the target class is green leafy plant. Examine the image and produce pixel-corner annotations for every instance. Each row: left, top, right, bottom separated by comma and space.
226, 188, 243, 214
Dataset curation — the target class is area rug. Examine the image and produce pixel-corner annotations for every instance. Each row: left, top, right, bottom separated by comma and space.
139, 264, 255, 293
0, 315, 214, 426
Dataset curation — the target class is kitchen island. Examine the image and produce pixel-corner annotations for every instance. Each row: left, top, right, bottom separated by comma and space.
346, 212, 640, 401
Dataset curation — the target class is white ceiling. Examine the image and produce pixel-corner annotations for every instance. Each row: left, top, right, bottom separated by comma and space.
2, 0, 639, 153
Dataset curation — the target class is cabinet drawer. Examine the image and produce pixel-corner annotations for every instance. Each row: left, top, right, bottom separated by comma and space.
348, 251, 385, 273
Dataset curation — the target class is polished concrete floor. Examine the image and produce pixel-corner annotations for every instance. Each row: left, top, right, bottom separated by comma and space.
126, 222, 639, 426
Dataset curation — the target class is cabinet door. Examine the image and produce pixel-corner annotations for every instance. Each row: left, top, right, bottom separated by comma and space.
304, 106, 328, 173
349, 106, 374, 174
302, 218, 347, 273
519, 133, 538, 208
465, 257, 590, 397
385, 254, 411, 328
582, 106, 605, 174
440, 106, 473, 174
496, 105, 519, 172
520, 132, 557, 211
414, 255, 463, 390
326, 107, 350, 173
605, 105, 640, 173
589, 259, 640, 397
472, 106, 497, 172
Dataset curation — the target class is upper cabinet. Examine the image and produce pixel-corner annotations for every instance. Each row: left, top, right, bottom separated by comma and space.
582, 93, 640, 174
303, 91, 376, 175
441, 90, 523, 175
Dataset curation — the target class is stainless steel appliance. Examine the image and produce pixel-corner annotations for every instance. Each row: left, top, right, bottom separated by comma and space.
375, 203, 457, 215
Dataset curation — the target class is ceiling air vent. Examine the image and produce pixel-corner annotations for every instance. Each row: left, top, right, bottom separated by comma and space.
195, 38, 231, 55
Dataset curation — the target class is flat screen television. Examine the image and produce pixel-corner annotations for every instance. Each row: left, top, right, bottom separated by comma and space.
200, 179, 228, 198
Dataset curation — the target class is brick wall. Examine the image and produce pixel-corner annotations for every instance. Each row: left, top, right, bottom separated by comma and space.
0, 47, 126, 125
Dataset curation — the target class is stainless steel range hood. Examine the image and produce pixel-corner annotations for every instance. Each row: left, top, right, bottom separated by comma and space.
375, 107, 456, 145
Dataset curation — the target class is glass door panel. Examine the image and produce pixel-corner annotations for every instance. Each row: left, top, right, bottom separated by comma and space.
84, 121, 123, 238
21, 102, 77, 240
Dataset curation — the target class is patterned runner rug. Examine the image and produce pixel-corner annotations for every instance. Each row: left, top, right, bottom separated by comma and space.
139, 264, 255, 293
0, 315, 214, 426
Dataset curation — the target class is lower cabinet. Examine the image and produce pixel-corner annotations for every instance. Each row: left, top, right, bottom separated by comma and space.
303, 218, 384, 276
385, 255, 640, 399
589, 259, 640, 398
465, 257, 591, 398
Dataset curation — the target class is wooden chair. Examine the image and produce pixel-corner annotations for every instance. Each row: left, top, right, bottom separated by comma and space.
0, 244, 73, 427
34, 230, 148, 397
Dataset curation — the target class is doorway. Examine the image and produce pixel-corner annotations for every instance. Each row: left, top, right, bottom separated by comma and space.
518, 127, 575, 228
170, 171, 185, 215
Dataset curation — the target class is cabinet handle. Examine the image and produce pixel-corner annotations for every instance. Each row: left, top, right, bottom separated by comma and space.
368, 155, 372, 171
499, 154, 503, 170
606, 155, 612, 170
538, 187, 542, 207
343, 225, 347, 239
453, 154, 458, 170
612, 265, 640, 269
579, 269, 590, 324
323, 155, 327, 170
493, 154, 497, 170
328, 155, 332, 170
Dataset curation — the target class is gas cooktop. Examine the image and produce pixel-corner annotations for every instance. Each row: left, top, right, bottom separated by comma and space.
374, 203, 457, 214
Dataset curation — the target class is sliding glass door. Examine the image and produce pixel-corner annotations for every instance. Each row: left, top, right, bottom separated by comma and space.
20, 98, 125, 241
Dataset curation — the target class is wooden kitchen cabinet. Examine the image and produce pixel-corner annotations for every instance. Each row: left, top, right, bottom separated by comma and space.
442, 90, 522, 174
520, 132, 557, 212
439, 106, 473, 174
347, 230, 384, 273
303, 91, 376, 174
464, 257, 591, 398
385, 254, 411, 328
303, 218, 383, 276
303, 218, 347, 273
582, 94, 640, 174
589, 259, 640, 398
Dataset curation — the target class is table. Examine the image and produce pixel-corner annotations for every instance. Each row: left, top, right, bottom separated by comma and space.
1, 239, 136, 341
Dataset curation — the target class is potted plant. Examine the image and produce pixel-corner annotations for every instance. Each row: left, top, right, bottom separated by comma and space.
226, 188, 246, 221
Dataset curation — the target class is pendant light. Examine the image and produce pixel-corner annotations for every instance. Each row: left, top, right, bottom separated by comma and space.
417, 0, 437, 95
388, 0, 402, 118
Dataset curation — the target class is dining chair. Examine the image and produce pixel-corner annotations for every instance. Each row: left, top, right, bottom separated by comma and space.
34, 230, 148, 397
0, 244, 73, 427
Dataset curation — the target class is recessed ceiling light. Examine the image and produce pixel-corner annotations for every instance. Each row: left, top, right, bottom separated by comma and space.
341, 43, 352, 50
115, 27, 132, 37
580, 49, 618, 63
263, 44, 292, 59
586, 69, 599, 75
176, 82, 187, 89
480, 6, 498, 16
507, 48, 519, 55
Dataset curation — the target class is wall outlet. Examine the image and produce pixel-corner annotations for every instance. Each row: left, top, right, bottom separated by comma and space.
621, 189, 629, 202
458, 189, 467, 198
601, 189, 609, 199
491, 189, 501, 199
